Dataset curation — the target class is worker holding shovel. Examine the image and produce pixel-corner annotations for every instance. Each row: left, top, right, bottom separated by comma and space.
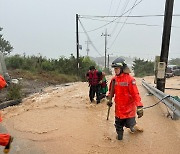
107, 57, 144, 140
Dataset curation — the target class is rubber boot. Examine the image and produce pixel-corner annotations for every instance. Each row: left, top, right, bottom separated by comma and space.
129, 125, 143, 133
90, 97, 94, 102
116, 131, 123, 140
3, 136, 14, 154
96, 100, 100, 104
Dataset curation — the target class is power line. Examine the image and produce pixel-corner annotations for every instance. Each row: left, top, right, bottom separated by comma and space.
107, 0, 123, 32
110, 0, 131, 36
78, 19, 103, 57
80, 17, 161, 27
79, 0, 144, 33
107, 0, 114, 16
114, 0, 123, 16
78, 18, 180, 33
80, 14, 180, 18
109, 0, 139, 49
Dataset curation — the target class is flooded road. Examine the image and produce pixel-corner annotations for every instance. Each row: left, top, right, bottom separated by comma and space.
1, 76, 180, 154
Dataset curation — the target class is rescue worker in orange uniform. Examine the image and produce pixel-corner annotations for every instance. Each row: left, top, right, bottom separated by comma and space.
0, 75, 13, 153
86, 66, 103, 104
107, 57, 143, 140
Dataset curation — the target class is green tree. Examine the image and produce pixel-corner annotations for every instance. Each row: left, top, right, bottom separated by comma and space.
132, 58, 154, 77
5, 54, 97, 81
79, 56, 96, 80
5, 54, 23, 69
0, 27, 13, 55
169, 58, 180, 66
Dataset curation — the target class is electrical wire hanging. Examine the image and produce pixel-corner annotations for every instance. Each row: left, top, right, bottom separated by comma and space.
110, 0, 131, 36
107, 0, 114, 16
143, 95, 171, 109
114, 0, 123, 16
80, 14, 180, 18
79, 15, 180, 33
80, 17, 162, 27
79, 0, 144, 33
107, 0, 123, 31
109, 0, 139, 49
78, 19, 103, 57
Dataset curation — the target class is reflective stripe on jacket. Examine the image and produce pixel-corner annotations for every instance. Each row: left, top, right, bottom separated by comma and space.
109, 73, 143, 119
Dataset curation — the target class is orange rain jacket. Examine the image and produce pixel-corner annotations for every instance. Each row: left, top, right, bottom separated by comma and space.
109, 73, 143, 119
0, 75, 10, 146
0, 75, 7, 90
0, 75, 6, 122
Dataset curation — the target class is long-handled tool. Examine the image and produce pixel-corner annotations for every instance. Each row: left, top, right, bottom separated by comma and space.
107, 79, 115, 120
106, 105, 111, 120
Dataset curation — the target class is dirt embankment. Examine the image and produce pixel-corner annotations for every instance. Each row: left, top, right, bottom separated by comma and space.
1, 76, 180, 154
0, 70, 61, 103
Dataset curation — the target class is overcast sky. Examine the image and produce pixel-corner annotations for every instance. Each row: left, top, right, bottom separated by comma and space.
0, 0, 180, 60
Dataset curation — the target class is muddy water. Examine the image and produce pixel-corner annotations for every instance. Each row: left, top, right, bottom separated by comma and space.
1, 76, 180, 154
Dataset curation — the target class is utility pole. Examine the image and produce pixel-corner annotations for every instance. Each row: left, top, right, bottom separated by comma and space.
85, 40, 91, 56
101, 29, 110, 69
157, 0, 174, 92
76, 14, 79, 76
108, 54, 110, 69
107, 53, 113, 69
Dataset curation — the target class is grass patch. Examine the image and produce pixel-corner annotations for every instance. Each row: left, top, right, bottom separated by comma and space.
8, 69, 80, 84
7, 83, 22, 100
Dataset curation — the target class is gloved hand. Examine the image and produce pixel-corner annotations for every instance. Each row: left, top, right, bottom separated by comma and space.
137, 106, 143, 118
107, 101, 113, 107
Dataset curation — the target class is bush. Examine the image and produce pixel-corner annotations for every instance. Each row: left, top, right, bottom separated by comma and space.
132, 58, 154, 77
41, 61, 55, 71
7, 83, 22, 100
79, 56, 96, 81
5, 55, 23, 69
5, 54, 97, 81
169, 58, 180, 66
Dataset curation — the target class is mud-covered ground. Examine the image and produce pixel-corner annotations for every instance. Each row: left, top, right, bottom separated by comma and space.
0, 76, 180, 154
